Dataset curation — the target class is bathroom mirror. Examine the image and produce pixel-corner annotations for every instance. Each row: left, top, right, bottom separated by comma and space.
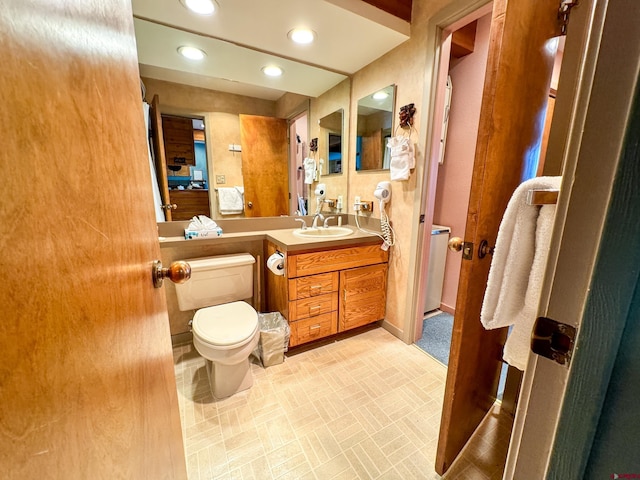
135, 19, 351, 221
355, 84, 396, 171
318, 109, 344, 175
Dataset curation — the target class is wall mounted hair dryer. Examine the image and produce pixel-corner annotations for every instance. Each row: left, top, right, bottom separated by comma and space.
374, 181, 391, 205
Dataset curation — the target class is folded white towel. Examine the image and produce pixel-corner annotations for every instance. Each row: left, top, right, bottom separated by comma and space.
388, 135, 414, 181
480, 176, 561, 370
217, 186, 244, 215
303, 157, 316, 185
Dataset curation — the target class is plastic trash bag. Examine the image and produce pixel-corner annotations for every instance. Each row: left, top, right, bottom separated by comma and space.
255, 312, 290, 367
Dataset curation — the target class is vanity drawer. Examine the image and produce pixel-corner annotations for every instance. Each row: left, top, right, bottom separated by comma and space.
287, 244, 388, 277
290, 312, 338, 347
288, 292, 338, 321
288, 272, 338, 301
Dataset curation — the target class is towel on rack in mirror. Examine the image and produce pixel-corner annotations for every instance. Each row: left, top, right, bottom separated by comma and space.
217, 186, 244, 215
303, 157, 316, 184
480, 176, 562, 371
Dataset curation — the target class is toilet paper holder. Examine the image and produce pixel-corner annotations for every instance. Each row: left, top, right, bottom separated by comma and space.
267, 252, 285, 276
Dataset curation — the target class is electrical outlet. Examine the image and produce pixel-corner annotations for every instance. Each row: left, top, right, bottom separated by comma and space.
216, 175, 226, 184
354, 196, 361, 204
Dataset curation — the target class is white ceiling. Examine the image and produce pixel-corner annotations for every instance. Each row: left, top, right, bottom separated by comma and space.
132, 0, 410, 100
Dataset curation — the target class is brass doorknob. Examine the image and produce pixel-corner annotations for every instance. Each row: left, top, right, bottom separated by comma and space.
247, 201, 253, 209
448, 237, 464, 252
153, 260, 191, 288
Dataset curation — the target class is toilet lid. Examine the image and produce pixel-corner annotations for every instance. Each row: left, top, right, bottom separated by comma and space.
192, 301, 258, 346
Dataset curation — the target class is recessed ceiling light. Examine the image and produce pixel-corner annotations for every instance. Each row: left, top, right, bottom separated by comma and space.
288, 28, 316, 45
178, 46, 206, 61
373, 91, 389, 100
181, 0, 217, 15
262, 65, 283, 77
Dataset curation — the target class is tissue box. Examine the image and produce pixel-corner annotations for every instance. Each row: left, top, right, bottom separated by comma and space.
184, 228, 223, 239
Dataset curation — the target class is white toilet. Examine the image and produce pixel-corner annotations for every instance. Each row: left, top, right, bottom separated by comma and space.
174, 253, 260, 399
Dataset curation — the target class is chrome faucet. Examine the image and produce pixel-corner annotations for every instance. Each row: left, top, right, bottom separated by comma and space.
323, 216, 335, 228
294, 218, 307, 230
311, 213, 325, 229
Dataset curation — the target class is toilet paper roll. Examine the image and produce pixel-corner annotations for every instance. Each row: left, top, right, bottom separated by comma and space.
267, 252, 285, 276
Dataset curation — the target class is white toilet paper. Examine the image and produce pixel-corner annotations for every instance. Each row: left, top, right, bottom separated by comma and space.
267, 252, 285, 276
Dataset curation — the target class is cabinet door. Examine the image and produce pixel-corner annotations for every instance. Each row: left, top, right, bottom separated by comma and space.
339, 264, 388, 331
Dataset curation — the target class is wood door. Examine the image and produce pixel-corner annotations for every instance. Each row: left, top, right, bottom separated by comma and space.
150, 95, 172, 221
435, 0, 560, 473
0, 2, 186, 479
239, 115, 289, 217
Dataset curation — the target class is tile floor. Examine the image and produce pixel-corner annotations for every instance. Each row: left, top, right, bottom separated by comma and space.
173, 327, 512, 479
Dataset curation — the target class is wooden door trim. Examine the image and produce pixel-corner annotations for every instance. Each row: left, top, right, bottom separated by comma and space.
150, 95, 171, 221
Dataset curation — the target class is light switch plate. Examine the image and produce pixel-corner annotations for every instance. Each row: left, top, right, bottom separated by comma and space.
216, 175, 226, 184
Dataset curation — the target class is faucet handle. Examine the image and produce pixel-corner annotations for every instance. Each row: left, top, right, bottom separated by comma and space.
323, 216, 335, 228
294, 218, 307, 230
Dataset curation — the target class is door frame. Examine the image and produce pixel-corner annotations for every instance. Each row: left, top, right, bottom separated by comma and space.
505, 0, 640, 476
411, 0, 493, 344
288, 108, 309, 215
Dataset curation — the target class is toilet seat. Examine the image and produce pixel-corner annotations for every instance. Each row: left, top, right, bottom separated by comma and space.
193, 301, 258, 347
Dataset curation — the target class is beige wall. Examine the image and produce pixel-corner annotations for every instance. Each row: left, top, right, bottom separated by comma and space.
433, 12, 491, 313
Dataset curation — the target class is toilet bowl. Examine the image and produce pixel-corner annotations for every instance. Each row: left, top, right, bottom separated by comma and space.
192, 301, 260, 399
173, 253, 260, 399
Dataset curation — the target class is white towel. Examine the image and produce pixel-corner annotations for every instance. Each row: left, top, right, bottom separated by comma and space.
303, 157, 316, 185
480, 176, 561, 370
388, 135, 414, 181
217, 186, 244, 215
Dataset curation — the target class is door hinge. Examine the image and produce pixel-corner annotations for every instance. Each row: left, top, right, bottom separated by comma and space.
558, 0, 578, 36
419, 214, 425, 223
531, 316, 577, 366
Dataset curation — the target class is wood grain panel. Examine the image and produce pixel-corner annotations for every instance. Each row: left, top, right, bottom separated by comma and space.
339, 264, 388, 331
239, 115, 289, 217
451, 20, 477, 58
361, 0, 412, 22
288, 244, 389, 277
0, 1, 186, 478
169, 189, 210, 221
162, 115, 195, 166
288, 272, 339, 301
436, 0, 559, 473
289, 292, 338, 321
290, 312, 338, 347
265, 241, 289, 319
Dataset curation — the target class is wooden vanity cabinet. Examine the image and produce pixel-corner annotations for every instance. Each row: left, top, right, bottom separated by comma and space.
266, 241, 388, 347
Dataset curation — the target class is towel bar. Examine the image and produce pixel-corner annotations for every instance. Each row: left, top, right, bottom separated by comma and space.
526, 189, 558, 206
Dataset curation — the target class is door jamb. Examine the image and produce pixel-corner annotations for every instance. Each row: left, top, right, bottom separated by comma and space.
406, 0, 492, 344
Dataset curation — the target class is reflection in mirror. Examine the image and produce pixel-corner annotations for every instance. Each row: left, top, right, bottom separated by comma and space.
355, 85, 396, 171
164, 116, 212, 221
319, 109, 343, 175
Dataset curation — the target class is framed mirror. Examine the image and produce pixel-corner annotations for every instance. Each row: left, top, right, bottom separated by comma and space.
355, 85, 396, 171
319, 109, 343, 175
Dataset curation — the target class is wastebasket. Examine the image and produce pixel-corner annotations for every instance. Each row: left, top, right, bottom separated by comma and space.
255, 312, 290, 367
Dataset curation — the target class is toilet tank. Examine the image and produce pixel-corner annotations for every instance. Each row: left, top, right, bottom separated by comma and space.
174, 253, 255, 311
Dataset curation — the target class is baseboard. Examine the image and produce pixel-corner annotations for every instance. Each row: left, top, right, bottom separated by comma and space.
171, 331, 192, 347
381, 319, 404, 341
439, 303, 455, 315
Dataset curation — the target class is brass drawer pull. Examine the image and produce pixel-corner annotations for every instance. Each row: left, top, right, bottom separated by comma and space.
309, 305, 321, 316
309, 324, 321, 335
309, 285, 322, 295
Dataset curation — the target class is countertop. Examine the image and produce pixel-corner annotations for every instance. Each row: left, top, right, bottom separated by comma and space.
159, 225, 383, 252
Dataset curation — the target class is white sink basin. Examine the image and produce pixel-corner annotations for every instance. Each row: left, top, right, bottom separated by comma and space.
292, 226, 354, 238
